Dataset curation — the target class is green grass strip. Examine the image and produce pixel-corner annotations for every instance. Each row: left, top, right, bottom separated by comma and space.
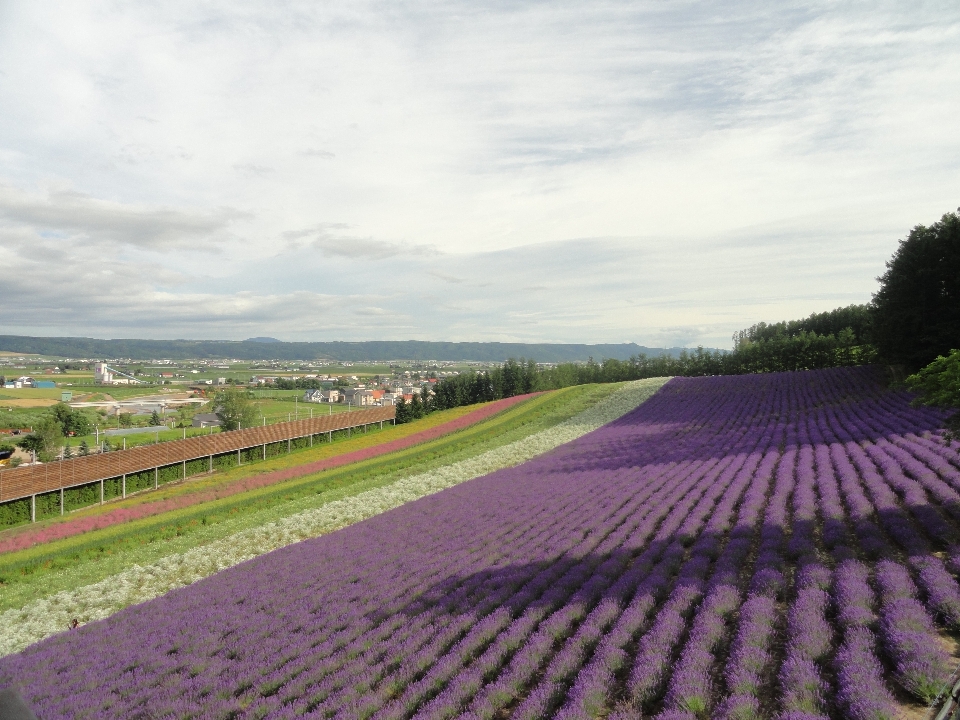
0, 383, 620, 612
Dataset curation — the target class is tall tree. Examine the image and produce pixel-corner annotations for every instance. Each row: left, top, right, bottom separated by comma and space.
49, 403, 92, 436
872, 208, 960, 370
214, 388, 259, 430
16, 416, 62, 462
410, 392, 425, 419
394, 396, 411, 424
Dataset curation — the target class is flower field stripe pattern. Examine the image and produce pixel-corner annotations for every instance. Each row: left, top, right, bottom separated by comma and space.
0, 380, 667, 658
5, 368, 960, 719
0, 387, 611, 618
0, 395, 538, 555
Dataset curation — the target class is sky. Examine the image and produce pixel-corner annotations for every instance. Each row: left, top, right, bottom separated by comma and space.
0, 1, 958, 349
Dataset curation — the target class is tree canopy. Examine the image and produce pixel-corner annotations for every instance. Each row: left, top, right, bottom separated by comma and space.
16, 416, 63, 461
906, 348, 960, 442
734, 304, 873, 346
872, 208, 960, 371
214, 389, 259, 431
48, 402, 92, 437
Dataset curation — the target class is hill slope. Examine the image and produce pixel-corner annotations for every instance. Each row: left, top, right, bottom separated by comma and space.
0, 335, 700, 362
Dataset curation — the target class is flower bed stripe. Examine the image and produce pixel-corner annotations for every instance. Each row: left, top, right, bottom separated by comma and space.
0, 394, 538, 555
0, 380, 667, 657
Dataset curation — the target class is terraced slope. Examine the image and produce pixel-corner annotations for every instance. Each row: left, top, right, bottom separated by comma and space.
0, 379, 667, 657
5, 368, 958, 719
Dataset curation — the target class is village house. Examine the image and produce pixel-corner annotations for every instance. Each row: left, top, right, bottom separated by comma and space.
303, 389, 340, 403
191, 413, 222, 428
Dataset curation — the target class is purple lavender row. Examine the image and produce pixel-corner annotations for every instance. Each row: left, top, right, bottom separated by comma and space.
384, 482, 670, 719
778, 563, 833, 717
217, 484, 588, 716
862, 442, 957, 545
787, 443, 819, 560
830, 559, 897, 720
875, 560, 951, 703
817, 400, 960, 634
26, 458, 624, 716
232, 466, 640, 716
654, 583, 739, 718
894, 431, 960, 494
618, 446, 768, 716
829, 398, 956, 547
398, 431, 745, 720
749, 444, 795, 598
841, 436, 929, 554
296, 470, 636, 700
620, 440, 772, 716
800, 414, 898, 719
463, 392, 780, 719
824, 434, 891, 559
716, 595, 778, 719
356, 474, 660, 718
468, 427, 763, 719
649, 448, 777, 720
911, 555, 960, 630
807, 429, 852, 555
714, 447, 796, 719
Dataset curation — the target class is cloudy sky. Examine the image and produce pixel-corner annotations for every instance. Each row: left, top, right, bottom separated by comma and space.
1, 1, 958, 349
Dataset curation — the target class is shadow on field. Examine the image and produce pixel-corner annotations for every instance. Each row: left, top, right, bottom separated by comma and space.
534, 370, 951, 473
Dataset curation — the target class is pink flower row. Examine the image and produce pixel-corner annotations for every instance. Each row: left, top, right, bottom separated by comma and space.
0, 394, 540, 555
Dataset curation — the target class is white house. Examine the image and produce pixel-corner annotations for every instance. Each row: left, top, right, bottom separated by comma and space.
303, 389, 340, 403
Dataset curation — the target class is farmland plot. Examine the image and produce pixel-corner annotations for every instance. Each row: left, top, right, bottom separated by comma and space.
2, 366, 960, 719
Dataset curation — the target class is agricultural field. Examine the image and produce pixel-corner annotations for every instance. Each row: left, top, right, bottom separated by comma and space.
0, 395, 532, 545
0, 381, 657, 653
2, 368, 960, 719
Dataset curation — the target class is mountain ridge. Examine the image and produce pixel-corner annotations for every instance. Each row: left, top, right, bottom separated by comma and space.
0, 335, 715, 363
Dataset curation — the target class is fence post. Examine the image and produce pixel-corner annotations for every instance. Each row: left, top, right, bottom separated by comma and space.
182, 460, 186, 480
155, 467, 159, 490
262, 444, 266, 460
328, 431, 332, 443
100, 479, 104, 505
310, 434, 313, 447
209, 455, 213, 472
122, 474, 126, 499
287, 439, 291, 453
31, 494, 35, 523
237, 449, 241, 466
60, 488, 64, 515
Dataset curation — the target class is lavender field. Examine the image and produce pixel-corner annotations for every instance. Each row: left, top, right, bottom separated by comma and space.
4, 367, 960, 719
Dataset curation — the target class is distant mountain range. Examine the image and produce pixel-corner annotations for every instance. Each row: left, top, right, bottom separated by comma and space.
0, 335, 711, 363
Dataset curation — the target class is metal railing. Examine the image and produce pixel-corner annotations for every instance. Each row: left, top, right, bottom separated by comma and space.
0, 406, 395, 505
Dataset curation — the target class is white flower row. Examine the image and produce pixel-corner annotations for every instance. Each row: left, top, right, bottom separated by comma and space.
0, 378, 668, 656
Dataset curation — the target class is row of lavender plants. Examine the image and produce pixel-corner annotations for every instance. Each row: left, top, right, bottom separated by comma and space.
2, 365, 960, 719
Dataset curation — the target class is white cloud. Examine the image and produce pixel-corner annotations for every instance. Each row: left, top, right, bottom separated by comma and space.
0, 184, 242, 250
0, 1, 957, 346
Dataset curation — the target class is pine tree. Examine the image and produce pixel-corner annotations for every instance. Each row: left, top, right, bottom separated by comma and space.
394, 397, 411, 424
79, 440, 90, 456
410, 392, 425, 419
